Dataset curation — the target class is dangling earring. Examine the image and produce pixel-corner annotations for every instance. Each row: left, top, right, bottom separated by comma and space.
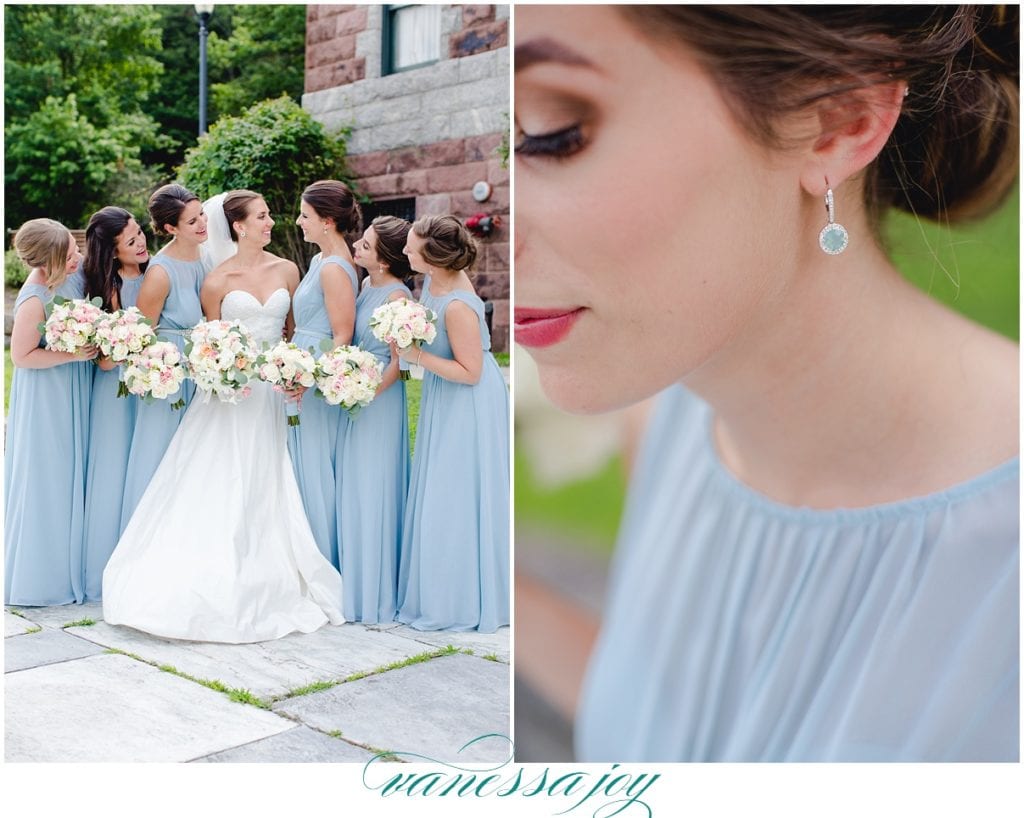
378, 265, 385, 276
818, 181, 848, 255
323, 224, 329, 235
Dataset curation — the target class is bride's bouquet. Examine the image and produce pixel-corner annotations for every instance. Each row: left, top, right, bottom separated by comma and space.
121, 341, 187, 406
39, 296, 105, 355
314, 345, 384, 417
369, 297, 437, 380
185, 320, 259, 404
256, 340, 317, 426
94, 307, 157, 397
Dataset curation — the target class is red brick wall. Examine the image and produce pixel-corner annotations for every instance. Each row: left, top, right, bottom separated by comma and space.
305, 5, 367, 93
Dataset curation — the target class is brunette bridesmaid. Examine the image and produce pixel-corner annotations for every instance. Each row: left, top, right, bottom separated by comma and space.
81, 208, 149, 599
119, 184, 211, 529
339, 216, 413, 622
5, 219, 97, 605
289, 180, 361, 568
396, 216, 510, 632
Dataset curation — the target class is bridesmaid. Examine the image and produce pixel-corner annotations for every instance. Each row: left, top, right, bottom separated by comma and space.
395, 215, 510, 632
339, 216, 414, 622
5, 219, 97, 605
81, 208, 149, 599
119, 184, 210, 529
289, 179, 361, 568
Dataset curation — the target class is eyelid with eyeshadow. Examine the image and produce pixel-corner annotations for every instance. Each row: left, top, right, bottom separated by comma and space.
514, 123, 586, 160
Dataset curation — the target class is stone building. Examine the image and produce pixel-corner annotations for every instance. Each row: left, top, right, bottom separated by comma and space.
302, 4, 510, 351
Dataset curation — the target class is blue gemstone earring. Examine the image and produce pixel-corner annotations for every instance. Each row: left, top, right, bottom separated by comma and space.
818, 182, 848, 255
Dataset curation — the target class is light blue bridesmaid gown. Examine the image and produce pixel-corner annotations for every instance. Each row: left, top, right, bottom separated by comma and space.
396, 277, 510, 632
336, 281, 411, 623
119, 253, 209, 530
287, 253, 358, 568
576, 384, 1019, 762
82, 274, 144, 600
4, 269, 93, 606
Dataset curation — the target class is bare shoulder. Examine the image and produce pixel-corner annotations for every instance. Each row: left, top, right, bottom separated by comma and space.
264, 252, 299, 283
956, 318, 1019, 457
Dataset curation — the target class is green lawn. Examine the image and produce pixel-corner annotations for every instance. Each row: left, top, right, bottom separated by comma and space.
516, 190, 1021, 548
4, 349, 12, 413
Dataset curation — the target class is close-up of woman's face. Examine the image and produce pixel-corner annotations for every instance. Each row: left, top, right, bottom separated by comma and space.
403, 229, 429, 274
64, 232, 82, 274
239, 198, 274, 247
515, 5, 812, 414
353, 225, 380, 270
171, 199, 208, 245
114, 217, 149, 268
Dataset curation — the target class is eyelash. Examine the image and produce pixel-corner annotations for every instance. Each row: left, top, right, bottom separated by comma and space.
515, 124, 586, 160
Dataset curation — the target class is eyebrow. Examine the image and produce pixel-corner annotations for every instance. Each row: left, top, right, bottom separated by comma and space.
515, 38, 596, 73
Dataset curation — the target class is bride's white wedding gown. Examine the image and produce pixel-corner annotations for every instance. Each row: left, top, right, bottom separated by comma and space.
103, 288, 345, 643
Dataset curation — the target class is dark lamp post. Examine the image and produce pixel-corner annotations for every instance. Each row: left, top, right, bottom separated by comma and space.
195, 4, 214, 135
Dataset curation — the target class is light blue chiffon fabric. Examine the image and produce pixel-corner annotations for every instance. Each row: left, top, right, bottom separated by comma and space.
336, 281, 411, 623
576, 385, 1019, 762
397, 277, 510, 632
119, 253, 209, 530
82, 274, 144, 600
287, 254, 358, 568
4, 270, 93, 605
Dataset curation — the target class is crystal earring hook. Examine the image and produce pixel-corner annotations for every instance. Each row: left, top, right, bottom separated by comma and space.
818, 180, 848, 255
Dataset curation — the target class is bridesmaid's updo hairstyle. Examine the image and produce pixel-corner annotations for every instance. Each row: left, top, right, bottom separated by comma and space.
149, 183, 199, 235
371, 216, 413, 281
302, 180, 363, 241
14, 218, 73, 289
411, 215, 478, 272
222, 189, 262, 241
84, 206, 142, 312
623, 5, 1019, 227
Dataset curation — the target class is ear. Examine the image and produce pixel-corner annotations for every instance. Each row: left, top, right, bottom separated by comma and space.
799, 80, 907, 196
164, 223, 178, 236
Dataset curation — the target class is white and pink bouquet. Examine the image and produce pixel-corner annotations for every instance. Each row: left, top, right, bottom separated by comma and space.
94, 307, 157, 396
369, 297, 437, 380
121, 342, 187, 406
39, 296, 105, 355
185, 320, 259, 404
314, 345, 384, 417
256, 340, 317, 426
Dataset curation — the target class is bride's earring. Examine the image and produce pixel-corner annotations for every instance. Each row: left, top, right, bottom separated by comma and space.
818, 180, 848, 255
240, 230, 247, 239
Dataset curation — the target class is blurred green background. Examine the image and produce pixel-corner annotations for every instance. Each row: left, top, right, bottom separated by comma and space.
515, 187, 1021, 552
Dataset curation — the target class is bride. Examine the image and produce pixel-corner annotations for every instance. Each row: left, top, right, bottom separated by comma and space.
102, 190, 345, 643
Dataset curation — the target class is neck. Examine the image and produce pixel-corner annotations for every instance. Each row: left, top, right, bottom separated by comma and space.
120, 262, 143, 279
683, 237, 1003, 508
164, 237, 201, 261
427, 267, 461, 292
368, 267, 401, 288
318, 235, 352, 263
233, 240, 265, 265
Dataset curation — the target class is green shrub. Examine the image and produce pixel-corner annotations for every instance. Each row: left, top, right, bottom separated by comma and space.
5, 249, 29, 288
177, 96, 355, 270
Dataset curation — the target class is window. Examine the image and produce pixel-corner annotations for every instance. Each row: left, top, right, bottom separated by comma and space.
362, 197, 417, 226
382, 4, 441, 75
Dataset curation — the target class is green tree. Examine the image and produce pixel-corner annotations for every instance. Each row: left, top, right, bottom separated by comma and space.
207, 5, 306, 119
177, 96, 354, 269
4, 4, 166, 229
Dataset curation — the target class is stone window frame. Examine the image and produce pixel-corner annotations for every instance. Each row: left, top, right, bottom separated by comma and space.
381, 4, 443, 76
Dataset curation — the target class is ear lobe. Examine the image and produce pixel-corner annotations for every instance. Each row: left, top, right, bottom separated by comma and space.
800, 80, 907, 196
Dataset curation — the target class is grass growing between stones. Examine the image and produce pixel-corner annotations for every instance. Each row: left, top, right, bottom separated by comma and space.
62, 618, 96, 628
7, 608, 26, 618
274, 645, 464, 703
483, 653, 500, 662
25, 625, 42, 634
101, 648, 270, 709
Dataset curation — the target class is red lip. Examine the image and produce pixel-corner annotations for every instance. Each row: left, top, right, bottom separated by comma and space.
514, 307, 584, 348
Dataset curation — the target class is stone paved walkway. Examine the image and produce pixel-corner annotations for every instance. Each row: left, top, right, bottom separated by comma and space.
5, 601, 509, 763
